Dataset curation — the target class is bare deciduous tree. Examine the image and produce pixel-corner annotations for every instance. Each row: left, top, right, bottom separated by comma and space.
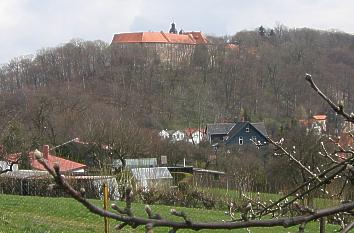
34, 74, 353, 232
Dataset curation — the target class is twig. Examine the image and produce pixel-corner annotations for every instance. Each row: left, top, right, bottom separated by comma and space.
259, 156, 353, 216
341, 221, 354, 233
35, 145, 354, 231
269, 137, 321, 181
305, 74, 354, 123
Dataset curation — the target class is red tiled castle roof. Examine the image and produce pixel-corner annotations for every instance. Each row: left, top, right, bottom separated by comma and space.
112, 31, 208, 45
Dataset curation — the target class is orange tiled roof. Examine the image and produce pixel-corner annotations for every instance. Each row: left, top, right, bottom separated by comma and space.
184, 32, 209, 44
112, 32, 208, 45
163, 32, 196, 44
184, 128, 205, 137
7, 151, 86, 172
4, 153, 22, 162
30, 152, 86, 172
313, 115, 327, 121
112, 32, 166, 43
185, 128, 198, 137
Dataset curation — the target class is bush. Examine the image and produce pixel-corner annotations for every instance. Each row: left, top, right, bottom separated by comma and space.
135, 185, 217, 209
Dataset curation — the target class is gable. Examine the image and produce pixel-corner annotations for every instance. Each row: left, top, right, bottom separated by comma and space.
225, 122, 268, 145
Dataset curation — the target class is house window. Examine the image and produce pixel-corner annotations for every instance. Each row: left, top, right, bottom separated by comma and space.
246, 127, 250, 132
239, 137, 243, 145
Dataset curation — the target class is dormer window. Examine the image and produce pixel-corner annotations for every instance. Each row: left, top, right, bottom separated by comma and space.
246, 127, 250, 132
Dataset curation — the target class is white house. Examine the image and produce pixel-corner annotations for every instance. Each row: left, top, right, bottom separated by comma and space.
190, 130, 205, 144
0, 160, 18, 173
185, 128, 205, 145
158, 130, 170, 140
172, 130, 185, 142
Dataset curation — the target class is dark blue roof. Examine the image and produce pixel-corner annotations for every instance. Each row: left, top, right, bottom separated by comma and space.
206, 123, 235, 135
224, 121, 269, 144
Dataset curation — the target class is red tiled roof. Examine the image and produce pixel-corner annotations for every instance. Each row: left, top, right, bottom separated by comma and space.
313, 115, 327, 120
184, 32, 209, 44
6, 151, 86, 172
299, 115, 327, 126
112, 31, 208, 45
163, 32, 196, 44
30, 152, 86, 172
184, 128, 205, 137
185, 128, 198, 137
4, 153, 22, 162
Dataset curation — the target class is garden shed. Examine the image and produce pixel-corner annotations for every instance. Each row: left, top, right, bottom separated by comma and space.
130, 167, 173, 189
113, 158, 157, 170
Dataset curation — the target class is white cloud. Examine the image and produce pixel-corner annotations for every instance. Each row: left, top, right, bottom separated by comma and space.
1, 0, 354, 64
0, 0, 26, 30
0, 0, 143, 64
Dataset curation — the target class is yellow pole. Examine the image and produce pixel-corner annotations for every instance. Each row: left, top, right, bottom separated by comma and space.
103, 183, 109, 233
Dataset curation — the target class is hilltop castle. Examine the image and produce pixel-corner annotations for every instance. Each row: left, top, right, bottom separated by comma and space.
112, 23, 209, 45
110, 23, 217, 68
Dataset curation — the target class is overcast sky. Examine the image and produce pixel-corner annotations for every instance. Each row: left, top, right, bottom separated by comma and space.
1, 0, 354, 64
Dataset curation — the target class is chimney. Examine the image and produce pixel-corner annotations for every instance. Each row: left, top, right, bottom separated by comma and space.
43, 145, 49, 160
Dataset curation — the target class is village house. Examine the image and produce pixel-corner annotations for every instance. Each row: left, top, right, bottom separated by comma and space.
0, 145, 124, 199
6, 145, 86, 173
185, 128, 205, 145
171, 130, 186, 142
158, 128, 205, 145
0, 160, 18, 173
299, 114, 327, 135
205, 121, 269, 146
158, 129, 170, 140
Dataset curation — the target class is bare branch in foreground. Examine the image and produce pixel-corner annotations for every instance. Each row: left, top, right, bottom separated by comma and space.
268, 137, 321, 181
305, 74, 354, 123
341, 221, 354, 233
35, 154, 354, 232
30, 73, 353, 232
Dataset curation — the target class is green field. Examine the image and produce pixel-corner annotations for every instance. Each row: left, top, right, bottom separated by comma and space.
200, 188, 340, 210
0, 194, 339, 233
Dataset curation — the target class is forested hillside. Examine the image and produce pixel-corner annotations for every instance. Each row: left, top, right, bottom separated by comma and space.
0, 25, 354, 150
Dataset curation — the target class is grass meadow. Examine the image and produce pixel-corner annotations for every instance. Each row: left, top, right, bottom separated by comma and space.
0, 194, 340, 233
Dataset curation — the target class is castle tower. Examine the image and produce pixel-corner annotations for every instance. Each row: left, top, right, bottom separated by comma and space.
169, 22, 177, 34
